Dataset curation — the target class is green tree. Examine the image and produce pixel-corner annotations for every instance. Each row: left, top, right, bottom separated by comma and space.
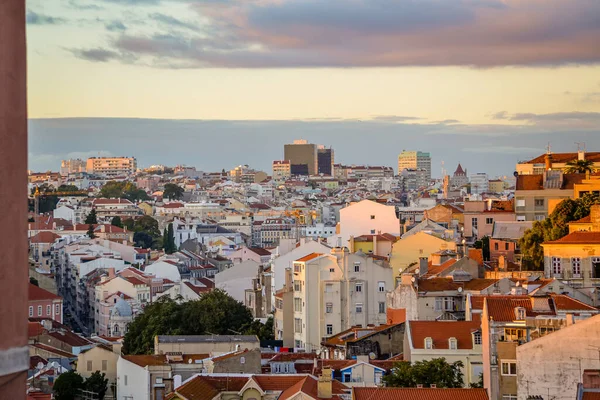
111, 216, 123, 228
87, 224, 97, 239
85, 371, 109, 400
57, 184, 80, 192
473, 236, 490, 261
163, 183, 184, 200
470, 373, 484, 388
242, 317, 274, 341
519, 194, 600, 270
163, 227, 169, 253
134, 215, 161, 238
384, 358, 464, 388
100, 181, 150, 202
122, 218, 135, 231
123, 290, 253, 355
85, 209, 98, 224
53, 370, 84, 400
134, 232, 154, 249
166, 223, 176, 254
564, 159, 596, 174
29, 276, 39, 286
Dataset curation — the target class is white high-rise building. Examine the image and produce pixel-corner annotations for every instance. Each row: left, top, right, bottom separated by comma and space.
398, 151, 431, 181
470, 173, 489, 195
86, 157, 137, 177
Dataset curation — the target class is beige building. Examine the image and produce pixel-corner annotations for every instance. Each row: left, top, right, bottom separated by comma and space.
517, 314, 600, 400
86, 156, 137, 177
516, 151, 600, 175
77, 343, 120, 398
272, 160, 291, 183
389, 231, 457, 280
284, 139, 318, 176
398, 151, 431, 180
488, 179, 506, 193
60, 158, 85, 175
154, 335, 260, 355
404, 320, 483, 386
286, 248, 393, 352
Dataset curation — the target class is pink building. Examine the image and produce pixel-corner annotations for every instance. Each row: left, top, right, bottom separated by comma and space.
28, 284, 63, 324
463, 200, 516, 241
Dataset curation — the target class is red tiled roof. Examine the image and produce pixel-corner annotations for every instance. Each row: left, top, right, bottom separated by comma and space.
409, 320, 481, 350
278, 375, 348, 400
270, 353, 319, 362
249, 247, 272, 256
543, 231, 600, 245
549, 294, 599, 311
29, 283, 61, 301
423, 259, 457, 277
353, 388, 489, 400
524, 152, 600, 164
251, 375, 306, 391
485, 296, 555, 321
162, 202, 184, 208
573, 215, 592, 223
324, 325, 396, 347
122, 354, 167, 367
583, 393, 600, 400
28, 322, 45, 338
124, 276, 146, 286
184, 281, 213, 296
30, 231, 62, 244
172, 375, 249, 400
29, 355, 48, 369
354, 233, 399, 242
31, 344, 76, 358
296, 253, 324, 262
92, 198, 134, 205
515, 175, 544, 191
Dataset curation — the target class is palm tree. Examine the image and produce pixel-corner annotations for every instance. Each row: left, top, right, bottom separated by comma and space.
564, 159, 596, 174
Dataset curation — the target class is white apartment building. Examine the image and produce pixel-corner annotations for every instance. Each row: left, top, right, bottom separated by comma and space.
60, 159, 85, 176
398, 151, 431, 180
301, 223, 336, 240
172, 217, 244, 248
86, 157, 137, 177
289, 248, 393, 352
470, 173, 489, 195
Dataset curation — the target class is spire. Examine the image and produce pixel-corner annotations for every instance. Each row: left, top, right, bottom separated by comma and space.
454, 163, 465, 176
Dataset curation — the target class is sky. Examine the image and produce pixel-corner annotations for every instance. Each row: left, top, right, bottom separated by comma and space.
26, 0, 600, 175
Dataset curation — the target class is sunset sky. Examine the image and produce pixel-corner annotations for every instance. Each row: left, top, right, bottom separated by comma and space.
26, 0, 600, 173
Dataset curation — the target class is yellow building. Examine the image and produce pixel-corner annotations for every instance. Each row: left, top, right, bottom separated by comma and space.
488, 179, 506, 193
138, 202, 154, 216
573, 175, 600, 199
389, 231, 457, 281
77, 344, 120, 398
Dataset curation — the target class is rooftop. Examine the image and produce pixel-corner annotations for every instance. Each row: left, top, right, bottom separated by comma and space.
353, 388, 489, 400
156, 335, 259, 343
409, 320, 481, 350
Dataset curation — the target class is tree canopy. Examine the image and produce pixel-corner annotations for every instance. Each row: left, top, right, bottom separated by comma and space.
111, 216, 123, 228
163, 183, 185, 200
57, 184, 80, 192
383, 358, 464, 388
99, 181, 149, 202
564, 159, 596, 174
164, 223, 176, 254
53, 370, 84, 400
85, 209, 98, 225
126, 215, 162, 249
85, 371, 109, 400
519, 194, 600, 270
123, 290, 258, 355
87, 224, 97, 239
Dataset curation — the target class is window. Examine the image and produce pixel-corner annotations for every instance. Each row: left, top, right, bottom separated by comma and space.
505, 242, 509, 251
294, 318, 302, 333
326, 324, 333, 335
552, 257, 562, 275
472, 218, 478, 230
515, 307, 526, 320
325, 284, 333, 293
326, 302, 333, 313
572, 257, 581, 277
124, 375, 128, 386
494, 242, 499, 251
355, 283, 363, 292
425, 337, 433, 349
87, 361, 93, 371
370, 215, 376, 220
504, 328, 525, 342
295, 340, 302, 349
517, 215, 526, 222
435, 297, 455, 311
354, 263, 360, 272
593, 257, 600, 278
370, 230, 376, 234
114, 324, 119, 334
46, 305, 51, 316
474, 332, 482, 345
378, 282, 385, 292
294, 281, 302, 291
516, 199, 525, 208
356, 303, 363, 313
501, 361, 517, 376
534, 199, 544, 207
294, 298, 302, 312
329, 268, 335, 273
449, 338, 457, 350
535, 214, 545, 221
55, 304, 60, 314
29, 306, 33, 317
37, 306, 42, 316
502, 396, 517, 400
294, 263, 301, 273
102, 360, 107, 371
378, 302, 386, 314
486, 217, 494, 225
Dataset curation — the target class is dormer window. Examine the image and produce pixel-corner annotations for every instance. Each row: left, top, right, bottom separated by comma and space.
473, 332, 482, 345
425, 337, 433, 349
515, 307, 526, 320
449, 337, 457, 350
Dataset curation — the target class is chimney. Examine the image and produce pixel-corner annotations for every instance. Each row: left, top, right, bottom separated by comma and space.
566, 313, 575, 327
498, 255, 507, 271
285, 267, 293, 290
373, 234, 378, 256
318, 367, 333, 399
591, 205, 600, 232
465, 293, 472, 321
579, 150, 586, 161
101, 224, 106, 233
545, 153, 552, 171
419, 257, 428, 276
108, 268, 115, 279
349, 235, 354, 253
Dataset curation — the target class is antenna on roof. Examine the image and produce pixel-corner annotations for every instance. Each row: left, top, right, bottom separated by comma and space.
546, 142, 552, 154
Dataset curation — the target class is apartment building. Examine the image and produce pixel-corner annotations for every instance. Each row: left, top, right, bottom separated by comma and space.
463, 200, 516, 241
516, 151, 600, 175
284, 139, 318, 176
252, 218, 296, 247
60, 159, 85, 176
86, 156, 137, 177
286, 248, 393, 352
398, 151, 431, 181
317, 146, 334, 176
272, 160, 291, 183
470, 173, 489, 195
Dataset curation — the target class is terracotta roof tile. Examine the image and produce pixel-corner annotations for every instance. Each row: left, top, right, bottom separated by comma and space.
28, 283, 61, 301
31, 344, 76, 358
173, 376, 249, 400
295, 253, 324, 262
251, 375, 306, 391
249, 247, 272, 256
524, 152, 600, 164
278, 375, 348, 400
485, 296, 555, 321
423, 259, 457, 277
549, 294, 599, 312
353, 388, 489, 400
417, 278, 498, 292
409, 320, 481, 350
543, 231, 600, 245
30, 231, 62, 244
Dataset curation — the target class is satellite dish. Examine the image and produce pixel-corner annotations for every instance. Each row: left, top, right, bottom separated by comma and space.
188, 359, 193, 364
411, 277, 416, 283
458, 287, 463, 293
516, 281, 521, 287
415, 268, 420, 275
50, 362, 58, 369
369, 352, 376, 360
36, 362, 44, 370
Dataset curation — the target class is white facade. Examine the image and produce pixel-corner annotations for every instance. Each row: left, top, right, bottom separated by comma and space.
53, 205, 76, 224
302, 223, 336, 240
272, 239, 332, 291
470, 173, 489, 195
117, 356, 150, 400
215, 260, 260, 303
336, 200, 400, 248
144, 261, 181, 282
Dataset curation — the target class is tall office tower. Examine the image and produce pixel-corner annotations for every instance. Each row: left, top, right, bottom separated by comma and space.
317, 146, 334, 176
284, 139, 318, 176
398, 151, 432, 180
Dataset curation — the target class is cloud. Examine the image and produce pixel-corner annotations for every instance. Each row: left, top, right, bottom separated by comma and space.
70, 48, 124, 62
433, 119, 461, 124
105, 20, 127, 32
26, 10, 66, 25
370, 115, 422, 122
463, 146, 543, 155
489, 111, 600, 129
150, 13, 200, 32
68, 0, 104, 10
99, 0, 161, 4
68, 0, 600, 68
